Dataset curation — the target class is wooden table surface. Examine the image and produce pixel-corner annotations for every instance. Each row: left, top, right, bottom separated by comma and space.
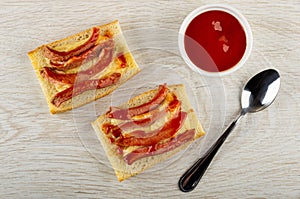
1, 0, 299, 198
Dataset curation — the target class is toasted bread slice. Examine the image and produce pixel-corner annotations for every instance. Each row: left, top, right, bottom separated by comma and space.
28, 20, 140, 114
92, 84, 205, 181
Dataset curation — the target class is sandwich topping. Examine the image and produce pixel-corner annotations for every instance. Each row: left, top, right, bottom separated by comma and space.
102, 84, 196, 165
41, 41, 114, 85
107, 84, 169, 120
52, 73, 121, 107
115, 111, 187, 147
124, 129, 195, 165
117, 93, 179, 131
49, 39, 113, 71
40, 27, 126, 107
43, 27, 100, 63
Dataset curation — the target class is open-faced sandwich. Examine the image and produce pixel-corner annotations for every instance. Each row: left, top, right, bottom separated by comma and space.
92, 84, 205, 181
28, 20, 140, 114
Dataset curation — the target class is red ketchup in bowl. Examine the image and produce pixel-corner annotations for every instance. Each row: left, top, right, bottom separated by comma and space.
184, 10, 247, 72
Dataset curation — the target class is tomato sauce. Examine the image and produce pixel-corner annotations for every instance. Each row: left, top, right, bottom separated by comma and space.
117, 53, 127, 68
184, 10, 246, 72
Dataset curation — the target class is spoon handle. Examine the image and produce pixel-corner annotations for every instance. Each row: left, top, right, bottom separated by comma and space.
178, 113, 244, 192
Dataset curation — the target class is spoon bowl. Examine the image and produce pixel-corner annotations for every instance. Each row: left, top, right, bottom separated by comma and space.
242, 69, 280, 113
178, 68, 280, 192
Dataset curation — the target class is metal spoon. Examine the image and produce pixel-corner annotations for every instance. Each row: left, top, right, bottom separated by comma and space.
178, 68, 280, 192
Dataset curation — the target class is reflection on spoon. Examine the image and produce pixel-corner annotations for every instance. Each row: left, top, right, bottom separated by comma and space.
178, 69, 281, 192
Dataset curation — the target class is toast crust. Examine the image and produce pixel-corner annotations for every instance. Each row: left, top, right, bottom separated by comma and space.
28, 20, 140, 114
92, 84, 205, 181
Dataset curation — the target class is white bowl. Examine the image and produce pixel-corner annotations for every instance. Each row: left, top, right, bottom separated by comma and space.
178, 4, 253, 77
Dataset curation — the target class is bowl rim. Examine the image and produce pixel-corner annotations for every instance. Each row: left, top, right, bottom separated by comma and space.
178, 4, 253, 77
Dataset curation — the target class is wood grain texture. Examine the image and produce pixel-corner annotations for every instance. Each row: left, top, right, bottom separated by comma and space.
0, 0, 299, 198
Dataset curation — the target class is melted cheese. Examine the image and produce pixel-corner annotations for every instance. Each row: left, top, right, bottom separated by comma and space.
54, 83, 72, 92
122, 146, 140, 156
